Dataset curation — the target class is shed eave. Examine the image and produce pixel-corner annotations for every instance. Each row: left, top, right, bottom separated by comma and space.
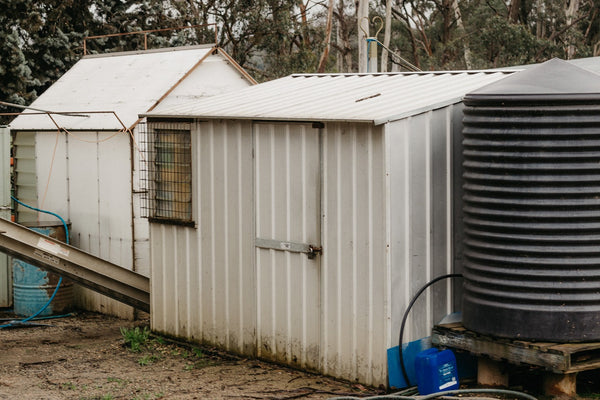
374, 96, 465, 125
141, 113, 376, 125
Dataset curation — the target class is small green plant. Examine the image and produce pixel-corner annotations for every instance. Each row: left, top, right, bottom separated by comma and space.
60, 382, 76, 390
106, 377, 127, 388
120, 326, 150, 352
192, 347, 203, 358
101, 395, 114, 400
182, 347, 209, 370
138, 354, 159, 366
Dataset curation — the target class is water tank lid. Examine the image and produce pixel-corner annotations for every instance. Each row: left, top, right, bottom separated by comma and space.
466, 58, 600, 100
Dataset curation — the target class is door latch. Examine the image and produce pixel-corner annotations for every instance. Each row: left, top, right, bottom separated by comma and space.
307, 245, 322, 260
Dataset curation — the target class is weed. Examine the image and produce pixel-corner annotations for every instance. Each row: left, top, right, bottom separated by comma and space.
120, 326, 150, 352
106, 377, 128, 388
180, 346, 209, 370
153, 336, 165, 345
138, 354, 159, 366
60, 382, 76, 390
101, 395, 113, 400
192, 347, 203, 358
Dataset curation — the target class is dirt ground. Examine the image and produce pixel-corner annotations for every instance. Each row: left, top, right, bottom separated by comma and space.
0, 311, 383, 400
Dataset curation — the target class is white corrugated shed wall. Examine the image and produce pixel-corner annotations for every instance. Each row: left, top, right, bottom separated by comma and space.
387, 105, 462, 347
0, 127, 11, 307
320, 122, 388, 385
31, 131, 135, 318
150, 119, 390, 386
253, 122, 321, 369
150, 120, 256, 353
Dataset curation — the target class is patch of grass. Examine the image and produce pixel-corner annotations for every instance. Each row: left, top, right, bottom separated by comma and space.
120, 326, 150, 352
138, 354, 159, 366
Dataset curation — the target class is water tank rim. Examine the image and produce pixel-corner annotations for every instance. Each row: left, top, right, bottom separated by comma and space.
464, 93, 600, 105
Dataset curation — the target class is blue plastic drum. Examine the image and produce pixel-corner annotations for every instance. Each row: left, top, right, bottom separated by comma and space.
12, 222, 73, 316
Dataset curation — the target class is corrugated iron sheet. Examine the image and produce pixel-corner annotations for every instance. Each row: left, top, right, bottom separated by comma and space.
387, 106, 463, 347
253, 122, 321, 370
9, 45, 216, 131
320, 122, 388, 384
0, 127, 11, 307
151, 120, 256, 349
150, 120, 390, 386
32, 131, 136, 318
147, 70, 516, 125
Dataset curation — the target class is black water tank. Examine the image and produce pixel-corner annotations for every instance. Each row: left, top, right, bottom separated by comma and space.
462, 58, 600, 341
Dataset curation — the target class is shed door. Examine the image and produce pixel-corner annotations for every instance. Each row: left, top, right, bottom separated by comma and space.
254, 122, 321, 369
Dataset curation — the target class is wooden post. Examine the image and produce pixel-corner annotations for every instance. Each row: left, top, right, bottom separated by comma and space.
543, 372, 577, 398
477, 358, 509, 387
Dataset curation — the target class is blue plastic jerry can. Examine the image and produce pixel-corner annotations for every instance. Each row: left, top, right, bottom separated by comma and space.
414, 348, 459, 395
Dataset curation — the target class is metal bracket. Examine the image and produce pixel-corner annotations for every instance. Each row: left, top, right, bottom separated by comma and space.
256, 238, 322, 260
307, 245, 322, 260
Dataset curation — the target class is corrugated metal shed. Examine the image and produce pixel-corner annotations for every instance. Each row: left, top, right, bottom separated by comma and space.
10, 45, 253, 131
147, 70, 516, 124
8, 45, 255, 319
142, 68, 522, 387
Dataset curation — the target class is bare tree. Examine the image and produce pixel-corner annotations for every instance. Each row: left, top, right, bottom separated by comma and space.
357, 0, 369, 72
333, 0, 354, 72
318, 0, 335, 72
381, 0, 393, 72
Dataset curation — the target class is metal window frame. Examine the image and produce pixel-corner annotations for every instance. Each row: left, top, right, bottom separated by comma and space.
139, 121, 194, 225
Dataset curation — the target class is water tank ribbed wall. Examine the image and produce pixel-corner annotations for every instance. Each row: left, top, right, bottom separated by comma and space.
462, 58, 600, 341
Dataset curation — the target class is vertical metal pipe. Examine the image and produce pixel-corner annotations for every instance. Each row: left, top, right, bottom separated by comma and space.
367, 38, 378, 73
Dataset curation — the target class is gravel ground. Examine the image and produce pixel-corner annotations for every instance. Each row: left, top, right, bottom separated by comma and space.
0, 311, 382, 400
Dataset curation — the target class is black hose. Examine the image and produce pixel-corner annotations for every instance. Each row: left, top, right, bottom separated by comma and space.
328, 387, 538, 400
398, 273, 463, 386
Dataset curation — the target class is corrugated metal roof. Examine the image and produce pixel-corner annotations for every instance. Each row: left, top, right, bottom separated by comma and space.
146, 70, 518, 125
9, 45, 217, 131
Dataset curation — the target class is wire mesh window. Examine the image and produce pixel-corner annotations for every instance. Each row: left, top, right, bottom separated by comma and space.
139, 122, 193, 225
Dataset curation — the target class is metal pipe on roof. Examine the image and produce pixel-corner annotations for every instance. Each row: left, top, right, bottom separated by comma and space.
83, 23, 219, 55
0, 101, 90, 118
